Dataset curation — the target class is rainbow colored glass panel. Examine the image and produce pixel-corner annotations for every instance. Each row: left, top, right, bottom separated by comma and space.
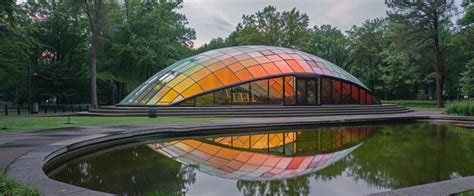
120, 46, 369, 106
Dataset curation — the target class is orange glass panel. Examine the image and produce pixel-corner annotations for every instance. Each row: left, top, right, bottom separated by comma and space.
284, 76, 295, 105
215, 67, 239, 85
190, 68, 211, 81
297, 60, 313, 73
255, 56, 271, 64
240, 58, 259, 68
247, 65, 268, 78
261, 62, 281, 75
198, 74, 222, 91
235, 69, 253, 81
266, 55, 283, 62
158, 89, 178, 104
229, 62, 244, 72
182, 83, 203, 98
207, 62, 226, 72
286, 60, 304, 72
278, 53, 292, 60
173, 77, 194, 93
275, 61, 293, 73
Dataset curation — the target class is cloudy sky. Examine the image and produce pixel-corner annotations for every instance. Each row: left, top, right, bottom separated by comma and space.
178, 0, 388, 47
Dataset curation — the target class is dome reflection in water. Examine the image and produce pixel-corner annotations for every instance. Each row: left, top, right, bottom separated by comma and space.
47, 123, 474, 195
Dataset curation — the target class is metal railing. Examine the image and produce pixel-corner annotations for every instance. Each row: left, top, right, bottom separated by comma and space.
2, 104, 90, 116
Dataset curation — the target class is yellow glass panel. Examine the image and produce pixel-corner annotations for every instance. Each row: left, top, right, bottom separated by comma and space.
215, 67, 240, 85
261, 62, 281, 75
207, 62, 226, 72
171, 95, 184, 104
158, 89, 178, 104
166, 74, 187, 88
190, 68, 211, 81
240, 58, 259, 67
247, 65, 268, 78
182, 83, 203, 98
198, 74, 222, 91
147, 86, 170, 104
235, 69, 253, 81
183, 65, 204, 75
173, 77, 194, 93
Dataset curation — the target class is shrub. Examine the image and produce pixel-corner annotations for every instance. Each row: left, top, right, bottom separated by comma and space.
0, 174, 40, 196
445, 101, 474, 116
382, 100, 439, 107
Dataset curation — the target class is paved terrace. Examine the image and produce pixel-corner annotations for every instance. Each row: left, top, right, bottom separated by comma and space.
0, 110, 473, 195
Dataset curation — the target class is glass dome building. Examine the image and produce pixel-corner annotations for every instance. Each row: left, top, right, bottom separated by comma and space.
119, 45, 376, 106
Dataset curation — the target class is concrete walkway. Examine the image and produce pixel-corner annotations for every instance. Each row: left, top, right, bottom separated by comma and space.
1, 110, 473, 195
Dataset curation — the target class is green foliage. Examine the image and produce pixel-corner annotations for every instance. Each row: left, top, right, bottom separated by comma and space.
304, 24, 349, 67
460, 59, 474, 97
382, 100, 439, 108
0, 174, 40, 196
445, 100, 474, 116
235, 6, 309, 48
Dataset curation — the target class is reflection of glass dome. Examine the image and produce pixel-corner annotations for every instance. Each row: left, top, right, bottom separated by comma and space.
120, 45, 374, 106
148, 127, 373, 181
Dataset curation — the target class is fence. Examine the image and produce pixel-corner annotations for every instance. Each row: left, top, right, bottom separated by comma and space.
1, 104, 90, 116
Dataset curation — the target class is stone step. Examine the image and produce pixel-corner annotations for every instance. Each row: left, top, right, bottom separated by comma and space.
92, 105, 404, 113
80, 107, 413, 117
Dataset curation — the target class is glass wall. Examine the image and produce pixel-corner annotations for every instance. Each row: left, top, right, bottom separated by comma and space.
321, 78, 331, 104
232, 83, 250, 104
332, 80, 341, 104
250, 79, 269, 104
269, 78, 283, 104
284, 76, 295, 105
178, 76, 374, 106
342, 82, 351, 104
350, 84, 359, 104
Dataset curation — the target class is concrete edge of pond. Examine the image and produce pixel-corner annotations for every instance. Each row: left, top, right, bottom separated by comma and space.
2, 112, 474, 195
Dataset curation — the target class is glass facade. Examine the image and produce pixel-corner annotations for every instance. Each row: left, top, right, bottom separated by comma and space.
148, 127, 375, 181
119, 45, 372, 106
180, 76, 374, 106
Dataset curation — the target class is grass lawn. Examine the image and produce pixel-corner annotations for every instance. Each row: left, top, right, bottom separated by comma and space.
0, 116, 225, 134
0, 174, 40, 195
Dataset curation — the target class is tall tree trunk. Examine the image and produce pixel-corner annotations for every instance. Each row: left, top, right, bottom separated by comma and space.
84, 0, 100, 109
433, 9, 444, 108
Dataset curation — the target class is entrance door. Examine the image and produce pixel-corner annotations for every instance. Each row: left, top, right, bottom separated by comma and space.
296, 78, 318, 105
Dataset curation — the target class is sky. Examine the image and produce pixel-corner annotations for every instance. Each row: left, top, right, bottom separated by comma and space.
178, 0, 389, 47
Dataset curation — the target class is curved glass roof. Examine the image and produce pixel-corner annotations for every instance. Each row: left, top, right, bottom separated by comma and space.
120, 45, 368, 106
148, 140, 360, 181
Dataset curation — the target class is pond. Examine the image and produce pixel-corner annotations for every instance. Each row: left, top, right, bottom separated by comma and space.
46, 122, 474, 195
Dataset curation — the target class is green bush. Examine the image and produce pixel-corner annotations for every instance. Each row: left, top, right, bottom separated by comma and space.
445, 101, 474, 116
382, 100, 439, 107
0, 174, 40, 196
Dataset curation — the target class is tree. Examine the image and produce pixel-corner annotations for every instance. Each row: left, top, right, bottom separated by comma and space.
83, 0, 105, 109
346, 18, 387, 94
305, 24, 349, 68
234, 6, 309, 49
386, 0, 457, 107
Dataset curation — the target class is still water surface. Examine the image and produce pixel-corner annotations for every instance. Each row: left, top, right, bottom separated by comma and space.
47, 122, 474, 195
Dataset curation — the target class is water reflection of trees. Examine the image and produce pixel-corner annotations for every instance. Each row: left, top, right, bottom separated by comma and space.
237, 176, 310, 196
314, 123, 474, 189
235, 123, 474, 194
52, 145, 197, 195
